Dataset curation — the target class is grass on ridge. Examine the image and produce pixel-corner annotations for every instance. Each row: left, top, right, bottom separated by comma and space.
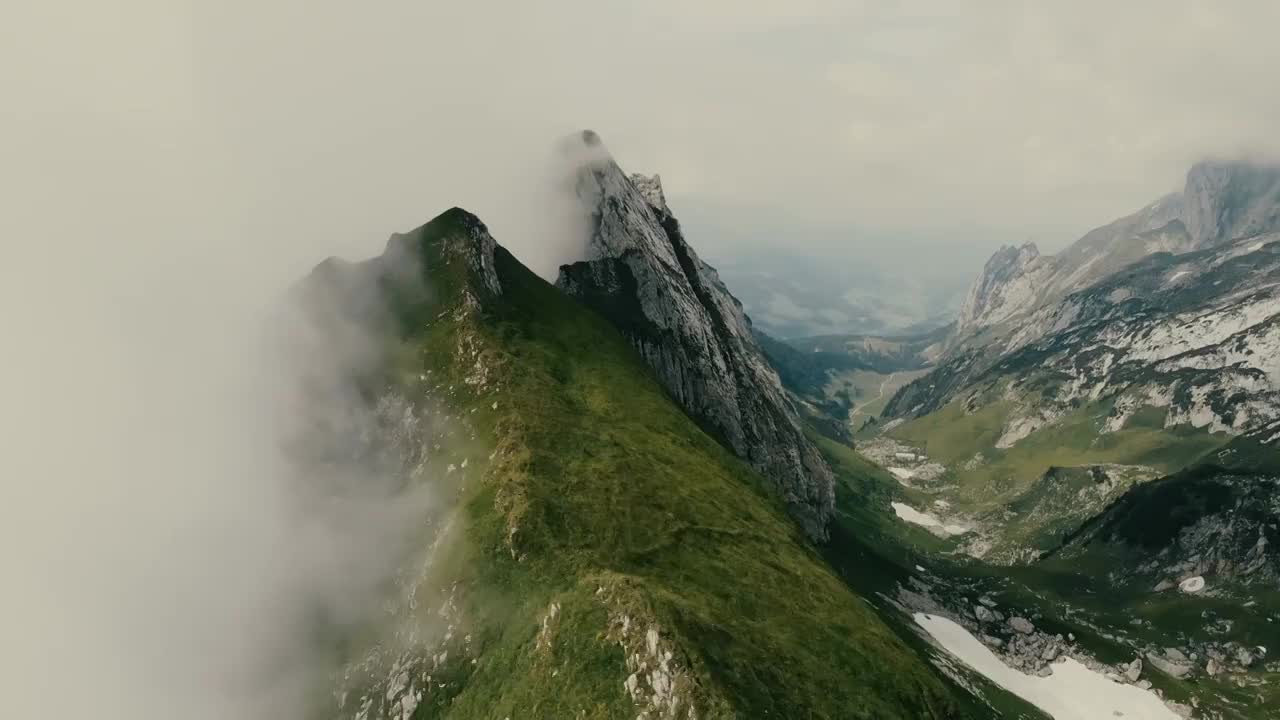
349, 213, 969, 719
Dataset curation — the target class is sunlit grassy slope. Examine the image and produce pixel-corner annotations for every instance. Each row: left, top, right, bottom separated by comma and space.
889, 396, 1226, 508
328, 209, 975, 718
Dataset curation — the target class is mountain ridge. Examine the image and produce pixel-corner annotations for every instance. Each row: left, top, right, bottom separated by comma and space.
955, 161, 1280, 343
291, 196, 988, 718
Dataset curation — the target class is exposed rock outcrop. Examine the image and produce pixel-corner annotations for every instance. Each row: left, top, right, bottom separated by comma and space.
955, 242, 1046, 335
955, 161, 1280, 343
888, 231, 1280, 434
556, 131, 835, 539
1183, 160, 1280, 248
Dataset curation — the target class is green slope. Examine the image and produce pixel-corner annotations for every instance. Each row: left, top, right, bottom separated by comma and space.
877, 393, 1226, 561
311, 209, 968, 719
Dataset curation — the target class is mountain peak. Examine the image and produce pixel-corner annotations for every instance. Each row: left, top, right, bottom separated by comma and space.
382, 207, 502, 298
1183, 159, 1280, 247
566, 137, 685, 271
556, 145, 836, 539
954, 241, 1046, 333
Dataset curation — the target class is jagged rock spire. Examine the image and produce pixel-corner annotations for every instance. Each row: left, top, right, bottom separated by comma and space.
555, 132, 836, 540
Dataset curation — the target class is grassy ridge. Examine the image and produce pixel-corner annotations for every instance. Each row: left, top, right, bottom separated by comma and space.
345, 212, 970, 718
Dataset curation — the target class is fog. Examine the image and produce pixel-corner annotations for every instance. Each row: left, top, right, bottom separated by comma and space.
3, 1, 1279, 717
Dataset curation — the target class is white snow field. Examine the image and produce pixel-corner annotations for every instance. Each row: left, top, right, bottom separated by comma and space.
891, 502, 967, 536
1179, 575, 1206, 593
914, 613, 1178, 720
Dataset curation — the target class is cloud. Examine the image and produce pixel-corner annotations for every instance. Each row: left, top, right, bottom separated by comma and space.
13, 0, 1275, 266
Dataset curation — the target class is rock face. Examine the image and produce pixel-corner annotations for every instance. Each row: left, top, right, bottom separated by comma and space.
955, 242, 1046, 335
887, 231, 1280, 436
1055, 457, 1280, 587
1147, 651, 1194, 679
1008, 616, 1035, 635
556, 131, 835, 539
955, 161, 1280, 342
1183, 160, 1280, 248
955, 192, 1187, 337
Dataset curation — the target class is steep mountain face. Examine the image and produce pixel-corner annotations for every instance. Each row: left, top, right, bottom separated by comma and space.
889, 233, 1280, 438
295, 207, 972, 719
888, 161, 1280, 442
955, 194, 1187, 337
954, 242, 1045, 335
556, 132, 835, 540
873, 227, 1280, 572
1183, 161, 1280, 248
1058, 468, 1280, 588
956, 161, 1280, 342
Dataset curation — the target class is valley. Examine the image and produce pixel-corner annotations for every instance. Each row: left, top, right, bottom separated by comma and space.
763, 160, 1280, 719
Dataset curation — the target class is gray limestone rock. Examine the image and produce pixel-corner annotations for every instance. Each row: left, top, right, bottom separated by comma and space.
1146, 652, 1193, 679
1008, 616, 1035, 635
556, 131, 835, 539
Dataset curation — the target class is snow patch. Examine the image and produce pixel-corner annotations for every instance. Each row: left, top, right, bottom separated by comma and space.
1179, 576, 1206, 594
915, 613, 1179, 720
891, 502, 967, 536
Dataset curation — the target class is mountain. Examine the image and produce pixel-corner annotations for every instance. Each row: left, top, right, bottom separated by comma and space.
956, 161, 1280, 342
888, 160, 1280, 433
1053, 447, 1280, 590
556, 131, 835, 540
863, 162, 1280, 569
293, 205, 988, 718
872, 232, 1278, 562
889, 231, 1280, 433
1054, 419, 1280, 575
955, 193, 1187, 338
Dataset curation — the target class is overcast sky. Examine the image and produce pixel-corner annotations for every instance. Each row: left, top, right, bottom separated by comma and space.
8, 1, 1280, 280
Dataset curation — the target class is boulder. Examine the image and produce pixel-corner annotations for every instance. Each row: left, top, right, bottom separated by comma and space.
1147, 652, 1193, 679
1009, 616, 1035, 634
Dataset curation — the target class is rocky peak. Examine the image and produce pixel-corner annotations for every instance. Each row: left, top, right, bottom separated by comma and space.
300, 207, 503, 337
555, 132, 835, 540
996, 242, 1041, 270
1182, 160, 1280, 248
566, 135, 684, 272
387, 207, 502, 296
955, 242, 1045, 334
630, 173, 669, 217
951, 160, 1280, 346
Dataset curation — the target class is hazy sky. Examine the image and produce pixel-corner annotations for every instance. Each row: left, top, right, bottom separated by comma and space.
8, 1, 1280, 277
3, 3, 1280, 717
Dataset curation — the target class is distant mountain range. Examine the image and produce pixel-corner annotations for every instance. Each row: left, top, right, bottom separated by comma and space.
955, 160, 1280, 342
